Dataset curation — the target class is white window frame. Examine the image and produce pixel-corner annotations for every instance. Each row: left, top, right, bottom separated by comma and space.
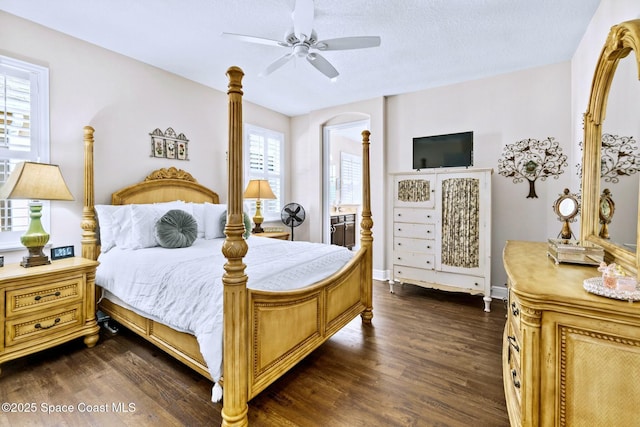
0, 56, 50, 250
244, 124, 284, 223
340, 151, 362, 205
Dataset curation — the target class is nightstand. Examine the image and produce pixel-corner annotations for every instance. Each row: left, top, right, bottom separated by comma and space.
253, 231, 290, 240
0, 257, 100, 374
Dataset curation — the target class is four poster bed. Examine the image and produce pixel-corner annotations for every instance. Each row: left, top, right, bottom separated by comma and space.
80, 66, 373, 426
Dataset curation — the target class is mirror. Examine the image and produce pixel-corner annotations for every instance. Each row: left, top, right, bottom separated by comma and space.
598, 188, 615, 239
554, 188, 579, 239
600, 57, 640, 250
581, 19, 640, 276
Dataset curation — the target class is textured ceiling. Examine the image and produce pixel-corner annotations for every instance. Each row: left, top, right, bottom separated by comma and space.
0, 0, 601, 117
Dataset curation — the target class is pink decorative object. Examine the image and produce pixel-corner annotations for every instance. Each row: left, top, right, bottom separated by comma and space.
598, 262, 625, 289
617, 277, 638, 292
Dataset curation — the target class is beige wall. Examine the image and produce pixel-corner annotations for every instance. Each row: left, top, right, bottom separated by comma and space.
0, 11, 289, 264
3, 0, 637, 294
385, 63, 572, 289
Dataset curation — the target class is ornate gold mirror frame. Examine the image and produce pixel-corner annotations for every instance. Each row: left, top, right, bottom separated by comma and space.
582, 19, 640, 276
554, 188, 580, 239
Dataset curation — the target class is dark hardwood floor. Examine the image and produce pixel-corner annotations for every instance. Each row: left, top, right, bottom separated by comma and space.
0, 281, 509, 426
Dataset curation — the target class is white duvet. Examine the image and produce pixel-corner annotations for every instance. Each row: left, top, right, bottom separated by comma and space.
96, 237, 354, 399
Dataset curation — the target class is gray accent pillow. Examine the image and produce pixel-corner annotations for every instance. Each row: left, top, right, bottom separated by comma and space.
155, 209, 198, 248
219, 210, 252, 239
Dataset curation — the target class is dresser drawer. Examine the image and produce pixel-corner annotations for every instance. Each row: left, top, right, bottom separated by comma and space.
507, 334, 522, 406
393, 251, 435, 269
394, 237, 435, 253
6, 278, 83, 318
393, 222, 435, 238
5, 303, 83, 347
506, 319, 521, 368
508, 290, 522, 332
393, 208, 435, 224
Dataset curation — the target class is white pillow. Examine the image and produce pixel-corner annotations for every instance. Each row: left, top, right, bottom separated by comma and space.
128, 201, 193, 249
190, 203, 205, 238
95, 205, 127, 253
114, 205, 133, 248
204, 202, 228, 239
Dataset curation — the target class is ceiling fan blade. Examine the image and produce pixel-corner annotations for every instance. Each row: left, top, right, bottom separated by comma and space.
221, 32, 286, 47
293, 0, 314, 42
315, 36, 381, 51
306, 53, 339, 79
260, 53, 295, 76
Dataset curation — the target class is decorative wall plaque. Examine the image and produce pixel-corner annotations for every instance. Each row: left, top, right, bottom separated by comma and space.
149, 127, 189, 160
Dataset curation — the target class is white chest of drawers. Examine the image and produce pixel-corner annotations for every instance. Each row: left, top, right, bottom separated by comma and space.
389, 168, 492, 311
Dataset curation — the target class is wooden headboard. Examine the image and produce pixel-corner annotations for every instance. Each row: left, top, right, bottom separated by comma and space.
111, 167, 220, 205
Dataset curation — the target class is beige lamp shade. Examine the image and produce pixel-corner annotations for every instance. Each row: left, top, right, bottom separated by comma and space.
243, 179, 276, 200
0, 162, 74, 267
0, 162, 74, 201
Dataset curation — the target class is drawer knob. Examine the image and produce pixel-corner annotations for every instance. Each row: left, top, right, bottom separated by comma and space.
507, 335, 520, 352
34, 291, 61, 301
35, 318, 61, 330
511, 302, 520, 317
511, 369, 521, 389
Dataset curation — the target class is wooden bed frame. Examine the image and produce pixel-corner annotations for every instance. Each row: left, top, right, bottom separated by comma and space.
81, 66, 373, 426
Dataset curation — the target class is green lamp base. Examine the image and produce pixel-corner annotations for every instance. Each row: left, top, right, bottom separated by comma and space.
20, 201, 51, 268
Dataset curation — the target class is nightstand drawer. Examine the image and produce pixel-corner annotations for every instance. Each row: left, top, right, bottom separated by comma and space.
6, 278, 83, 317
5, 303, 83, 346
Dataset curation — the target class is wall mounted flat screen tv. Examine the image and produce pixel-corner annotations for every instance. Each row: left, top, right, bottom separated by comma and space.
412, 131, 473, 170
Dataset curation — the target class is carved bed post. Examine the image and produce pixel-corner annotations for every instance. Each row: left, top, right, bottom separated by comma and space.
81, 126, 98, 261
221, 66, 249, 427
360, 130, 374, 323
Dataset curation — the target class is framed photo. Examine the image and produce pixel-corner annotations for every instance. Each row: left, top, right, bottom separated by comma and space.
166, 140, 176, 159
152, 137, 165, 158
177, 141, 188, 160
51, 245, 74, 260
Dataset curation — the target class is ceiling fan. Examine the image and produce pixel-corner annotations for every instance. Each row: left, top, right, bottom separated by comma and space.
221, 0, 381, 79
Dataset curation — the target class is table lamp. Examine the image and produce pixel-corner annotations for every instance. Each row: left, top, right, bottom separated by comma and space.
0, 162, 74, 267
243, 179, 276, 233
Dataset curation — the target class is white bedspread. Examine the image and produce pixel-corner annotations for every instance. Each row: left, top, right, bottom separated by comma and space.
96, 237, 354, 390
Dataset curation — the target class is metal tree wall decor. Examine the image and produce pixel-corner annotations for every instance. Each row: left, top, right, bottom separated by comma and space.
576, 134, 640, 183
497, 137, 568, 199
600, 134, 640, 182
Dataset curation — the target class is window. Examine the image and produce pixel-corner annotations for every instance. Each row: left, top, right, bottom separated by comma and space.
244, 124, 284, 221
340, 152, 362, 205
0, 56, 50, 249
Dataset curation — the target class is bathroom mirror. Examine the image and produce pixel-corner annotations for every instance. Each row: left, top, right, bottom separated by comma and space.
581, 19, 640, 276
553, 188, 579, 239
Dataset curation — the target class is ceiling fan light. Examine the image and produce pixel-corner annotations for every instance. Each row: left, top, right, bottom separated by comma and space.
294, 45, 308, 57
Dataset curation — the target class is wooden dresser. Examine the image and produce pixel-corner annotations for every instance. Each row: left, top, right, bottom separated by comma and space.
0, 257, 100, 374
503, 240, 640, 426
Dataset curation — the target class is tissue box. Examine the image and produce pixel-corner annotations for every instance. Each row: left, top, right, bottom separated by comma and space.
547, 239, 604, 266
